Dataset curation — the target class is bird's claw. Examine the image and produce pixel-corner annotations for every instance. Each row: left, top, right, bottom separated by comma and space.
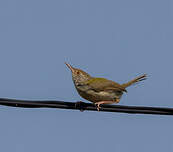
95, 103, 101, 111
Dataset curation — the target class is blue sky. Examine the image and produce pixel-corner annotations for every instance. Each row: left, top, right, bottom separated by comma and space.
0, 0, 173, 151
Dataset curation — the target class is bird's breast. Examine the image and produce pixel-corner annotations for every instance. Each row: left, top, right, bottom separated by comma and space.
77, 87, 123, 103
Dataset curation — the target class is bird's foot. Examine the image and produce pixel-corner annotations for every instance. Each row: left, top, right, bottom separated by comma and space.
95, 102, 101, 111
95, 100, 119, 111
95, 101, 108, 111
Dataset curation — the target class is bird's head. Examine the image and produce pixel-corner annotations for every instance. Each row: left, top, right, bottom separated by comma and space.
65, 63, 91, 84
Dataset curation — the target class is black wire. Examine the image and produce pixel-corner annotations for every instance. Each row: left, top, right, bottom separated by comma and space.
0, 98, 172, 115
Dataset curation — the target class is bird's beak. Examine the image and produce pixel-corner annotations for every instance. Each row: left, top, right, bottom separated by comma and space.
65, 62, 75, 73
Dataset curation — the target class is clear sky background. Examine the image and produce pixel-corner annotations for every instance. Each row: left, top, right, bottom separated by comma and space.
0, 0, 173, 151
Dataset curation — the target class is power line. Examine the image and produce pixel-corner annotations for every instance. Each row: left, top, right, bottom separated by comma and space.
0, 98, 172, 115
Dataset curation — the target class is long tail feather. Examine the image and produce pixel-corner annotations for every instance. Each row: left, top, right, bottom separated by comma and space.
121, 74, 147, 88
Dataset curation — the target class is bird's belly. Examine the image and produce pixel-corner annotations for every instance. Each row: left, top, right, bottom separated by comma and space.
78, 90, 123, 103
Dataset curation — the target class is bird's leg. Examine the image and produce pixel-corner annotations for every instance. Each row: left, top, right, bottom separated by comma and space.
95, 100, 119, 111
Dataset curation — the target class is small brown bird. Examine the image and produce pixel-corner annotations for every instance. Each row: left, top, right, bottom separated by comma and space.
65, 63, 147, 111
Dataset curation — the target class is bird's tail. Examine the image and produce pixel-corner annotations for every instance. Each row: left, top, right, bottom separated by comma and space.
121, 74, 147, 88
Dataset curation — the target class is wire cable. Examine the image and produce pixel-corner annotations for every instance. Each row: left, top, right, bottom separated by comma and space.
0, 98, 172, 115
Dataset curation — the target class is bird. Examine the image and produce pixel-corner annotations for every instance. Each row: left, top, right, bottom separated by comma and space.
65, 63, 147, 111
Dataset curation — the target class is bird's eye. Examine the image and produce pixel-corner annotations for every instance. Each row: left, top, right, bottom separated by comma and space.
77, 71, 80, 74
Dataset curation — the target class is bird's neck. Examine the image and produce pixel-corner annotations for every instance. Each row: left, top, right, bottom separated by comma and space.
73, 76, 92, 86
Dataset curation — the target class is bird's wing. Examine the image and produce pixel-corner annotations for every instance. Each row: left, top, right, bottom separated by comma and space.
85, 78, 127, 92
